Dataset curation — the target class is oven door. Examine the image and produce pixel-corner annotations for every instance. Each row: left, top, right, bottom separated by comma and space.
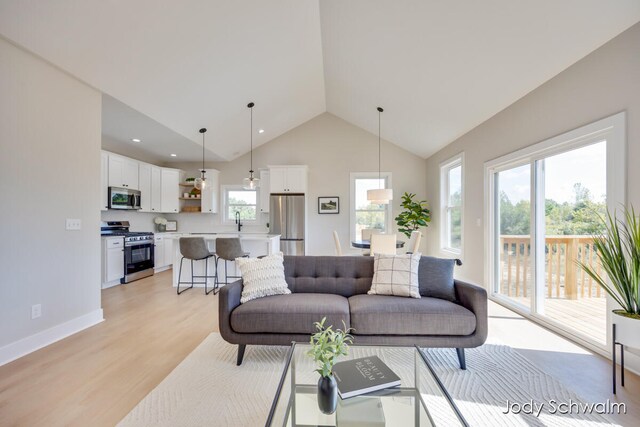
124, 242, 154, 276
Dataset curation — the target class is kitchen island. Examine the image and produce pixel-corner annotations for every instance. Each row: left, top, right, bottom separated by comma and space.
165, 233, 281, 288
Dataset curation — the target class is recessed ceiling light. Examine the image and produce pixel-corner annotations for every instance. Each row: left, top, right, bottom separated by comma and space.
170, 154, 177, 157
131, 138, 141, 142
258, 129, 265, 134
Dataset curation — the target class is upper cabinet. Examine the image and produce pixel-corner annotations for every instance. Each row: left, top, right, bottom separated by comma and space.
160, 168, 180, 213
138, 163, 152, 212
108, 154, 139, 189
200, 169, 220, 214
150, 166, 162, 213
269, 166, 308, 194
101, 152, 109, 211
259, 170, 270, 213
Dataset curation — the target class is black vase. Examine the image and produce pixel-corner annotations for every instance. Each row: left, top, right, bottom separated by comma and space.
317, 375, 338, 414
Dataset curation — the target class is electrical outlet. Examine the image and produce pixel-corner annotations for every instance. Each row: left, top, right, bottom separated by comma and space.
31, 304, 42, 319
66, 218, 82, 230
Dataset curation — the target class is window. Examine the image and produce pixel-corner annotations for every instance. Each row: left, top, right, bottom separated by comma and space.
223, 186, 258, 223
485, 112, 626, 349
350, 172, 392, 241
440, 154, 464, 254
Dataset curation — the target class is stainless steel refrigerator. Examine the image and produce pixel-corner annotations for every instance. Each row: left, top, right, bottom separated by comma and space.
269, 194, 305, 255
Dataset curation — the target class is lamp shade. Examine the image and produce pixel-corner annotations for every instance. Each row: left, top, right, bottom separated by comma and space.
367, 188, 393, 204
242, 176, 260, 190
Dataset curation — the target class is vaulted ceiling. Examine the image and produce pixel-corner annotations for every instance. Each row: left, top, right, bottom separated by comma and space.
1, 1, 639, 161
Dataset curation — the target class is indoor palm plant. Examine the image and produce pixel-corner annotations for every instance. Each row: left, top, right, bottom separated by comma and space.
307, 317, 353, 414
578, 206, 640, 348
395, 192, 431, 238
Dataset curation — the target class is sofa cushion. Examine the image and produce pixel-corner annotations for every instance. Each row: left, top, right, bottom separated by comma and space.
418, 257, 456, 301
348, 294, 476, 336
231, 293, 350, 334
236, 252, 291, 303
284, 256, 374, 297
368, 253, 421, 298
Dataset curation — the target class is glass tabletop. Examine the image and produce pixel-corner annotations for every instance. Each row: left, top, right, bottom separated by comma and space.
266, 343, 467, 427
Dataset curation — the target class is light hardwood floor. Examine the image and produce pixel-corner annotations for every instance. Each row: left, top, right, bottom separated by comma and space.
0, 270, 638, 426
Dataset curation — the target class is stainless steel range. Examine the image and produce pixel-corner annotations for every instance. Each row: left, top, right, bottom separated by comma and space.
101, 221, 154, 283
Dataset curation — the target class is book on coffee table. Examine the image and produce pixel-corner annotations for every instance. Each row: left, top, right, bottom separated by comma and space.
333, 355, 401, 399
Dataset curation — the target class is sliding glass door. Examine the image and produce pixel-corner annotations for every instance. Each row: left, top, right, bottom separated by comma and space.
539, 142, 608, 345
487, 113, 625, 349
494, 164, 532, 310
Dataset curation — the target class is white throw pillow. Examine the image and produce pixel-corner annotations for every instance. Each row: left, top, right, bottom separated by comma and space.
368, 253, 422, 298
236, 252, 291, 304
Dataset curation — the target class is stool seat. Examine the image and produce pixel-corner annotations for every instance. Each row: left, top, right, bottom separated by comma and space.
177, 237, 218, 295
214, 238, 249, 286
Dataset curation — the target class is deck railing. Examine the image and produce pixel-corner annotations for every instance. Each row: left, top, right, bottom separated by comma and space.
499, 235, 604, 300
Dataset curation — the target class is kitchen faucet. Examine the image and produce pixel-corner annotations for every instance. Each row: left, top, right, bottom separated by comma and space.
235, 211, 243, 232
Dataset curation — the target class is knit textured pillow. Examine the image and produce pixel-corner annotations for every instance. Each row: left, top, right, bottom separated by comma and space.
236, 252, 291, 303
368, 252, 422, 298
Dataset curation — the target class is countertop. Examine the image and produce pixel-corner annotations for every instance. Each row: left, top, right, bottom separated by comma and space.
163, 233, 280, 241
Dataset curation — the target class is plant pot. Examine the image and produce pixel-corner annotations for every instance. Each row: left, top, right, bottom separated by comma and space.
613, 310, 640, 349
317, 375, 338, 414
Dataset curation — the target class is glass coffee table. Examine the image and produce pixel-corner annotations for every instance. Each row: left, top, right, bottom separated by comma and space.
266, 343, 468, 427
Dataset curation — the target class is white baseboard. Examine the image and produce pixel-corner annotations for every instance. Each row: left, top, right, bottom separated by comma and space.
0, 308, 104, 367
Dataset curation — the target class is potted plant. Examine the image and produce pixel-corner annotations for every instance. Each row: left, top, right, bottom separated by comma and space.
578, 206, 640, 349
307, 317, 353, 414
395, 192, 431, 238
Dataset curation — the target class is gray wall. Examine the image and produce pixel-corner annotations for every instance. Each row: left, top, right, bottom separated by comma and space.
423, 22, 640, 370
168, 112, 428, 255
0, 38, 103, 361
424, 22, 640, 284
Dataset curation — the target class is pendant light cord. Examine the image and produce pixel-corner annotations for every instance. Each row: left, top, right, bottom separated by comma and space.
377, 107, 383, 188
202, 131, 205, 174
250, 104, 253, 176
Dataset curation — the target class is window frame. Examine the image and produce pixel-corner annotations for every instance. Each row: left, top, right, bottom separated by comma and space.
483, 111, 626, 353
221, 185, 260, 225
349, 172, 393, 243
440, 153, 465, 256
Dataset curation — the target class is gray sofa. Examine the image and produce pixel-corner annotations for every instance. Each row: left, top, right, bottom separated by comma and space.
219, 255, 487, 369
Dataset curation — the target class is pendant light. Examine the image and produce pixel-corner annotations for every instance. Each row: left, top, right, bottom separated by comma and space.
242, 102, 260, 190
367, 107, 393, 204
194, 128, 207, 190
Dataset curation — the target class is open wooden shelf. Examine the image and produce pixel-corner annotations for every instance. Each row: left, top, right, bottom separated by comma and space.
179, 197, 201, 201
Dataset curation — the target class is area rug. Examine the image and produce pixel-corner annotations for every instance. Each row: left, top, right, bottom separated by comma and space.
118, 333, 618, 427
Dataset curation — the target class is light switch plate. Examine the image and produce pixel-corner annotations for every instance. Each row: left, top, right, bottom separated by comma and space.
31, 304, 42, 319
66, 218, 82, 230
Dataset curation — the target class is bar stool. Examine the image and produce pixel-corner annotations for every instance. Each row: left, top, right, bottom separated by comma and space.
215, 238, 250, 286
177, 237, 218, 295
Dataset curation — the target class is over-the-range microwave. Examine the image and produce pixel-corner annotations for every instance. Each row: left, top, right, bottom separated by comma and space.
108, 187, 141, 210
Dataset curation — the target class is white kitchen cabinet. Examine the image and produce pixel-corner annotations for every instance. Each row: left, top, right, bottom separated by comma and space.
150, 166, 162, 213
200, 169, 220, 213
108, 154, 139, 189
139, 163, 152, 212
164, 237, 174, 267
154, 234, 174, 271
102, 237, 124, 287
101, 152, 109, 211
259, 170, 270, 213
268, 166, 308, 193
154, 235, 165, 270
160, 168, 180, 213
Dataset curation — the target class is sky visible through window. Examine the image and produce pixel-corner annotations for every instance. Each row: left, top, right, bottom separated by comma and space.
500, 141, 606, 203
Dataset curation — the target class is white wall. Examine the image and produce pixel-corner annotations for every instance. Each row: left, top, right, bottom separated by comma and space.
0, 38, 103, 364
424, 23, 640, 367
167, 113, 429, 255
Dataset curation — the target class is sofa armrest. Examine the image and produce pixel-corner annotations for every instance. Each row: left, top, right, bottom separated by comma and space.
218, 279, 243, 342
454, 279, 488, 344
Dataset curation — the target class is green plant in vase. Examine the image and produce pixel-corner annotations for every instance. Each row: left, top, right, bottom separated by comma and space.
307, 317, 353, 414
395, 192, 431, 238
577, 206, 640, 349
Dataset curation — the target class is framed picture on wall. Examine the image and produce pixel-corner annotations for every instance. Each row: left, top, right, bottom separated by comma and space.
318, 197, 339, 214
